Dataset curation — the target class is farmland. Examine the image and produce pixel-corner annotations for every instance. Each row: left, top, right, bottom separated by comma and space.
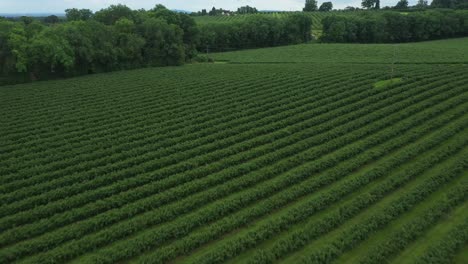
1, 38, 468, 264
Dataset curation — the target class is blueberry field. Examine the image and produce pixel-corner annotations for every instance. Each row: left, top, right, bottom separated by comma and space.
1, 39, 467, 264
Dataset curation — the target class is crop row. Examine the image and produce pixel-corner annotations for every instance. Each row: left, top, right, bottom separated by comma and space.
298, 146, 468, 264
0, 65, 436, 177
0, 70, 402, 217
0, 71, 241, 140
180, 110, 468, 264
252, 146, 468, 264
0, 74, 378, 220
11, 84, 468, 264
0, 68, 367, 185
134, 100, 468, 264
1, 74, 461, 241
0, 75, 420, 248
0, 65, 276, 133
358, 180, 468, 264
0, 69, 322, 172
415, 212, 468, 264
1, 67, 332, 173
0, 69, 370, 197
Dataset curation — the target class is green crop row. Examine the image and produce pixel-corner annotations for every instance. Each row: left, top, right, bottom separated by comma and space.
415, 213, 468, 264
181, 104, 468, 264
135, 98, 468, 264
358, 183, 468, 264
15, 81, 468, 264
298, 146, 468, 264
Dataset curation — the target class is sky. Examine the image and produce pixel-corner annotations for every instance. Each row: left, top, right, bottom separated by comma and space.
0, 0, 417, 14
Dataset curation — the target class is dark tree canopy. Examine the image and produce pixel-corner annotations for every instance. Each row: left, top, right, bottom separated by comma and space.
0, 4, 316, 86
395, 0, 409, 9
237, 5, 258, 14
304, 0, 318, 11
65, 8, 93, 21
416, 0, 429, 8
322, 10, 468, 43
431, 0, 468, 8
44, 15, 60, 24
319, 2, 334, 11
94, 4, 138, 25
362, 0, 380, 9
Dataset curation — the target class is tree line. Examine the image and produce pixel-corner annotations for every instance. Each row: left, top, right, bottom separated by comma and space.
192, 5, 258, 16
321, 10, 468, 43
198, 14, 312, 52
0, 4, 312, 85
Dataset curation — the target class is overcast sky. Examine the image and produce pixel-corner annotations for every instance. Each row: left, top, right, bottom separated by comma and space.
1, 0, 417, 13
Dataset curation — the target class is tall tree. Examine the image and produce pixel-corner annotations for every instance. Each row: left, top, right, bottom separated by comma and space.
65, 8, 93, 21
304, 0, 318, 11
44, 15, 59, 24
362, 0, 380, 9
430, 0, 457, 8
319, 2, 334, 11
237, 6, 258, 14
416, 0, 429, 8
395, 0, 409, 8
94, 4, 138, 25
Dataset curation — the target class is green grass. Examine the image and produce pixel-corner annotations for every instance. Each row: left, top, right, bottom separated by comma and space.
1, 38, 468, 264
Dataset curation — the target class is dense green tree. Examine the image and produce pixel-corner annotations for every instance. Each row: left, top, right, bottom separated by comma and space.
44, 15, 59, 24
431, 0, 456, 8
65, 8, 93, 21
362, 0, 380, 9
209, 7, 217, 16
19, 16, 34, 25
115, 18, 146, 68
395, 0, 410, 9
28, 27, 74, 75
149, 5, 199, 60
319, 2, 334, 11
94, 4, 138, 25
0, 21, 23, 74
322, 10, 468, 43
416, 0, 429, 8
199, 13, 312, 51
304, 0, 318, 11
237, 6, 258, 14
0, 3, 381, 85
24, 20, 45, 39
285, 13, 314, 43
138, 18, 185, 66
55, 21, 95, 74
322, 16, 346, 42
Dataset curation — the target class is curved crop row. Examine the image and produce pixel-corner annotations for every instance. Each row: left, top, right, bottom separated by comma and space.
10, 83, 468, 264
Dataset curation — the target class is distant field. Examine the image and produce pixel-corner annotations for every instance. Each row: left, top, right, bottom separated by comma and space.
212, 37, 468, 64
1, 38, 467, 263
193, 12, 339, 30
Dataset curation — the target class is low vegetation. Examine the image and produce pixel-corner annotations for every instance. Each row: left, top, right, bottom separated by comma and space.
1, 38, 467, 264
